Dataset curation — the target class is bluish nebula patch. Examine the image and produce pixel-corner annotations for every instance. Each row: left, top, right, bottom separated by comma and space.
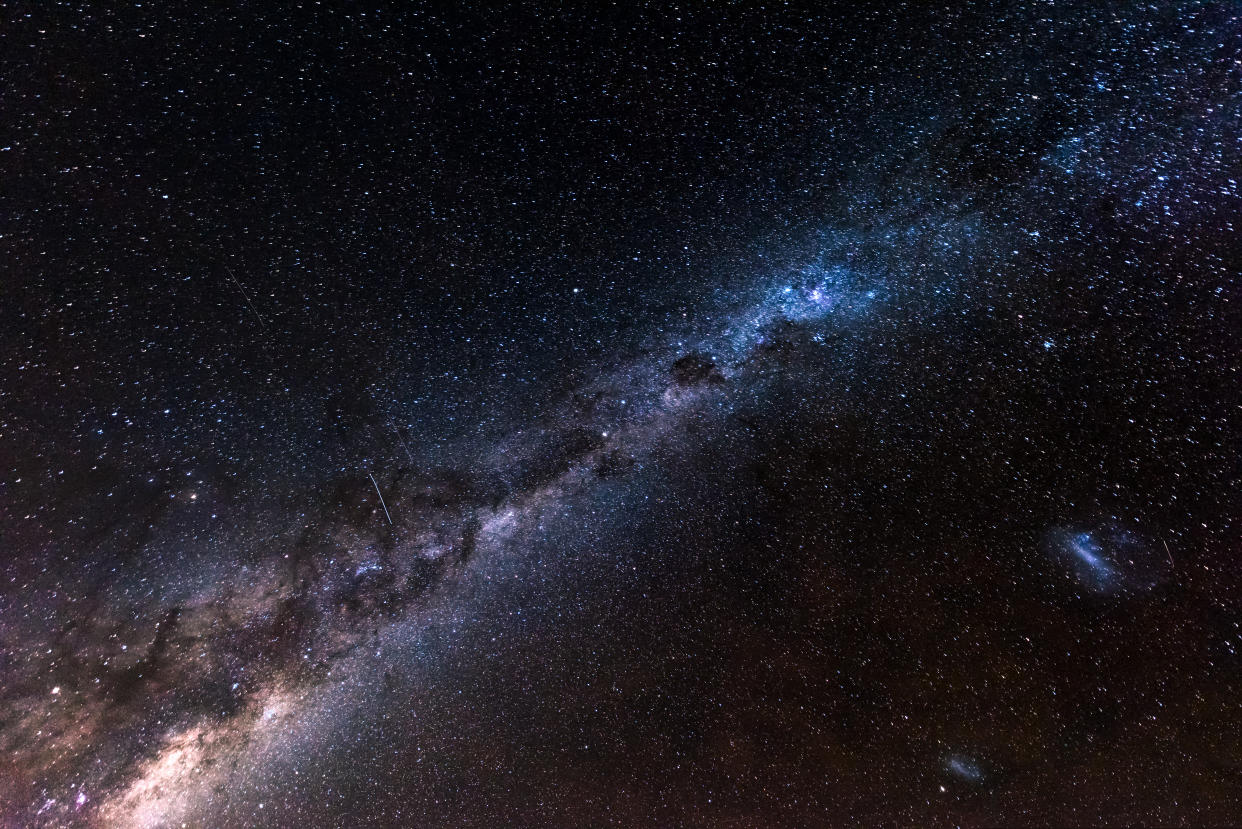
1046, 524, 1168, 595
945, 754, 987, 783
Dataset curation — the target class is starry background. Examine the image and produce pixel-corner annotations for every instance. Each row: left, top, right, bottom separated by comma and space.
1, 2, 1241, 826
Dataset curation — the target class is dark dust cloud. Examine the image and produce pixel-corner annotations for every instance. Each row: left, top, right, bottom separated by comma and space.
2, 3, 1241, 826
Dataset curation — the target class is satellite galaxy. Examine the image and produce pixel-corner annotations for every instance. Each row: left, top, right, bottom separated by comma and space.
1, 2, 1241, 826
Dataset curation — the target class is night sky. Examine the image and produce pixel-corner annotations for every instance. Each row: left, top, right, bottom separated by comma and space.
2, 2, 1241, 827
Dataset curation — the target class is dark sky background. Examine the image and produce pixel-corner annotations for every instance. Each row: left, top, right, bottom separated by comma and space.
1, 2, 1241, 827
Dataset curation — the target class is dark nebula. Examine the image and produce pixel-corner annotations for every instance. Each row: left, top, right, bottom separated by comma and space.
2, 3, 1241, 827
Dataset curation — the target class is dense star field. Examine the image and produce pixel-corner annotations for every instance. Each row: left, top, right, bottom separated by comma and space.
2, 2, 1240, 826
